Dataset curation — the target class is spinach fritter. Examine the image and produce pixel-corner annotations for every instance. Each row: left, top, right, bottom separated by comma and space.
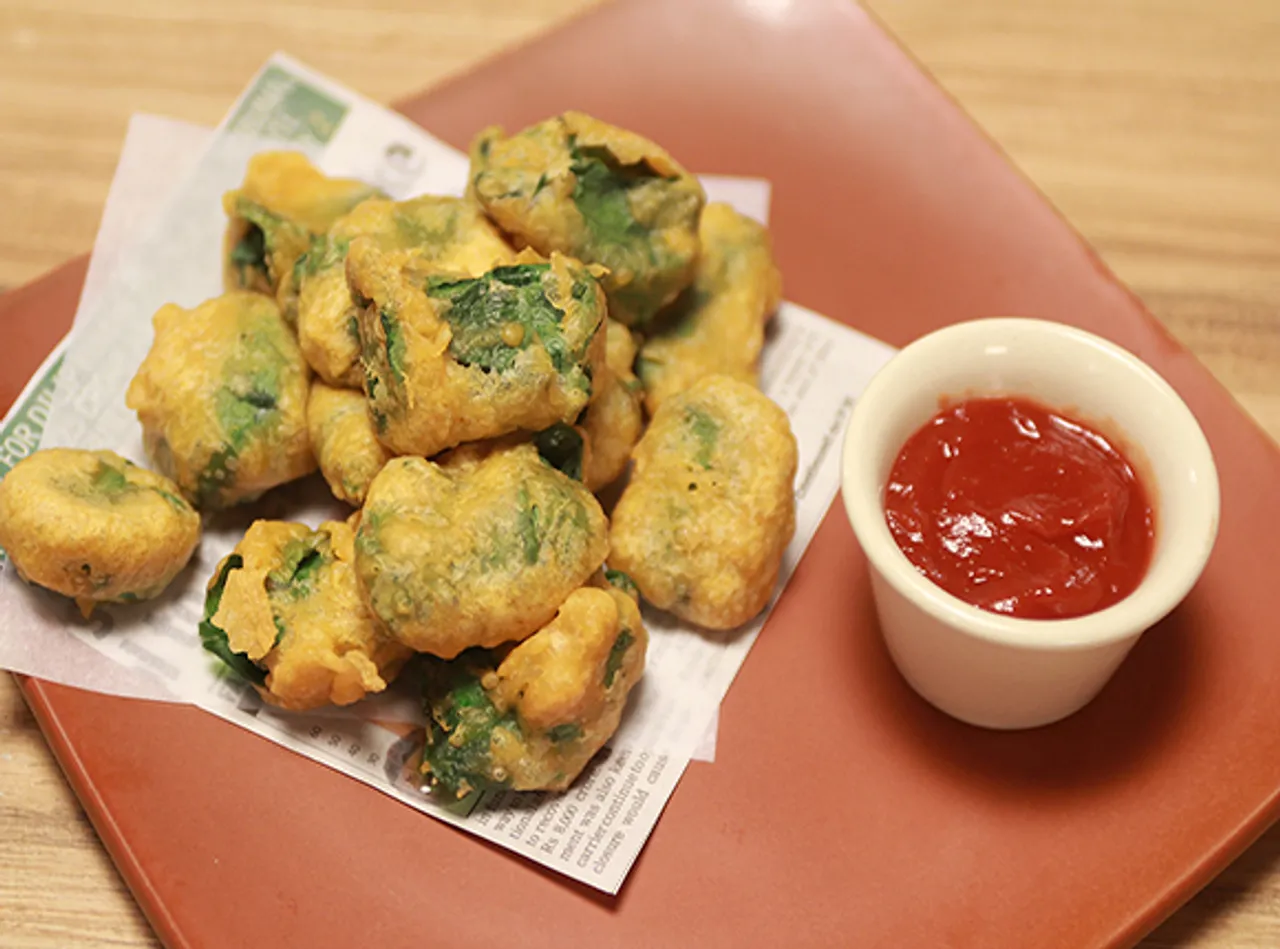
222, 151, 380, 320
125, 291, 314, 510
609, 375, 798, 629
421, 573, 647, 796
354, 444, 609, 658
200, 518, 410, 710
0, 448, 200, 616
348, 241, 606, 458
296, 195, 515, 387
469, 112, 704, 328
638, 202, 783, 412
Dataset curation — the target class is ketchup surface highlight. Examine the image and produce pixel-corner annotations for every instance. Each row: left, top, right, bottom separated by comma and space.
884, 397, 1155, 620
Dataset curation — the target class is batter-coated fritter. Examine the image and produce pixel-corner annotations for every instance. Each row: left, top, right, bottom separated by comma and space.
200, 519, 410, 710
469, 112, 705, 328
355, 444, 609, 658
222, 151, 380, 319
307, 380, 394, 506
580, 318, 643, 492
609, 375, 798, 629
529, 320, 641, 491
638, 203, 783, 413
297, 195, 516, 387
421, 572, 647, 797
348, 241, 606, 457
0, 449, 200, 616
125, 291, 315, 510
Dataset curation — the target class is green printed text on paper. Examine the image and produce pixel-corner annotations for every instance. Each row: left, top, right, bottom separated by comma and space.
227, 64, 348, 146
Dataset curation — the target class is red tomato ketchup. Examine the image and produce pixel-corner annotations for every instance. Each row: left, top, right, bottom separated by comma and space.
883, 397, 1155, 619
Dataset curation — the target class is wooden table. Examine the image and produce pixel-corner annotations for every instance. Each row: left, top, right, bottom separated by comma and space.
1, 1, 1276, 946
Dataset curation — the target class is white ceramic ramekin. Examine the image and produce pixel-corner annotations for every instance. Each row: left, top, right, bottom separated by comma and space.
840, 318, 1220, 729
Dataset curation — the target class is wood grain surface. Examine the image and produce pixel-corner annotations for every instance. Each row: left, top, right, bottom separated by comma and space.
0, 1, 1277, 947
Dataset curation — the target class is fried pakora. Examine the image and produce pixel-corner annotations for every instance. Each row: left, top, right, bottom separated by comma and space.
421, 572, 647, 796
529, 320, 641, 492
469, 112, 705, 328
638, 202, 783, 413
307, 380, 394, 506
222, 151, 380, 319
580, 318, 643, 492
0, 448, 200, 616
609, 375, 798, 629
199, 518, 410, 710
348, 241, 606, 457
355, 443, 609, 658
125, 291, 314, 510
296, 195, 516, 387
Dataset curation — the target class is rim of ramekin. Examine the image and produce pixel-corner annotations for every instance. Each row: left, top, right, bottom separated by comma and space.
841, 317, 1221, 652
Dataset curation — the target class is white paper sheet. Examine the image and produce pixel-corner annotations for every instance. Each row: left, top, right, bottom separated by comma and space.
0, 55, 896, 894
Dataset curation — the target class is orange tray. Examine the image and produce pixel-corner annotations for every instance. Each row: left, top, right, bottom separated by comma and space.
8, 1, 1280, 945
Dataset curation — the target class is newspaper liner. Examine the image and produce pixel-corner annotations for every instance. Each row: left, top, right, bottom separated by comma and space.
0, 56, 895, 894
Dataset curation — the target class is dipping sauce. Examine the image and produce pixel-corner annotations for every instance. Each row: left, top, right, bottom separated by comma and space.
884, 397, 1154, 619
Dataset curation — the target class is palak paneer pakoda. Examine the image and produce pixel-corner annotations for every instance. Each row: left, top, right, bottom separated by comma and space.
469, 112, 705, 328
354, 443, 609, 659
200, 518, 410, 710
348, 241, 606, 458
0, 448, 201, 616
609, 375, 798, 629
307, 379, 394, 506
296, 195, 516, 387
638, 202, 783, 413
126, 290, 315, 510
222, 151, 381, 320
421, 571, 647, 796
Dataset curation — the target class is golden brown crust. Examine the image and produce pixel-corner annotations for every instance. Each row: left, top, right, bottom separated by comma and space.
221, 151, 381, 319
355, 444, 609, 658
306, 380, 394, 506
609, 375, 798, 629
638, 202, 783, 414
348, 242, 606, 458
420, 578, 647, 795
469, 112, 705, 327
296, 195, 515, 387
125, 291, 315, 510
580, 319, 643, 493
208, 519, 410, 710
0, 448, 201, 614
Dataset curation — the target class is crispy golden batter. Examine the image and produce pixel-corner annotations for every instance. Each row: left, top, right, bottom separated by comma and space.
469, 112, 705, 328
200, 519, 410, 710
421, 573, 647, 796
297, 196, 516, 387
0, 449, 200, 616
638, 203, 783, 413
348, 240, 606, 457
222, 151, 381, 320
125, 291, 315, 510
355, 444, 609, 658
580, 319, 643, 492
306, 380, 394, 506
602, 313, 639, 378
526, 320, 640, 491
609, 375, 798, 629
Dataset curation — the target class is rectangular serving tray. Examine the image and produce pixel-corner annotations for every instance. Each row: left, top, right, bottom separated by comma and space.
7, 1, 1280, 945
